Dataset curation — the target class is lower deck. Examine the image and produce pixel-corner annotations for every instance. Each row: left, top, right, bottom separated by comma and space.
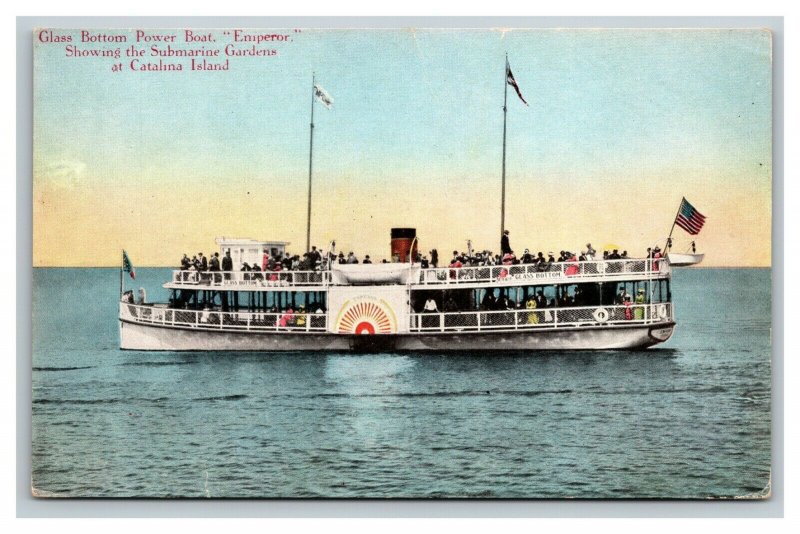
119, 300, 675, 351
119, 315, 674, 351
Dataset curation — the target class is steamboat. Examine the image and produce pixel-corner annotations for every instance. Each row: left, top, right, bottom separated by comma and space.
118, 62, 687, 351
118, 229, 675, 352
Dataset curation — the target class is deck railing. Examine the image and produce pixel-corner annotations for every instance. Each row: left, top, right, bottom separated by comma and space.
119, 302, 328, 332
168, 258, 666, 289
414, 258, 668, 286
409, 302, 672, 332
169, 269, 330, 288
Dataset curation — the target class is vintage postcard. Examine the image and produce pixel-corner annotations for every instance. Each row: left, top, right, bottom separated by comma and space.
31, 26, 772, 498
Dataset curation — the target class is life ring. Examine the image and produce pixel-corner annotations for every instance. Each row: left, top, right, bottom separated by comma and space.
657, 304, 668, 319
593, 307, 609, 323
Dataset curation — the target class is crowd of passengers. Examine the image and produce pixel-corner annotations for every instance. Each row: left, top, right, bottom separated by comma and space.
419, 284, 650, 323
420, 287, 594, 314
193, 303, 327, 328
177, 232, 665, 275
179, 244, 378, 275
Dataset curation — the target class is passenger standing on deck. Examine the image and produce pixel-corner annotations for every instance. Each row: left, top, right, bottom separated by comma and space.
585, 243, 596, 260
521, 249, 533, 263
222, 251, 233, 283
634, 289, 646, 320
209, 252, 221, 284
443, 294, 458, 313
251, 263, 262, 280
481, 290, 496, 311
430, 249, 439, 268
565, 252, 579, 276
526, 297, 539, 324
501, 230, 512, 255
615, 287, 627, 305
423, 297, 439, 313
199, 253, 208, 271
652, 246, 662, 269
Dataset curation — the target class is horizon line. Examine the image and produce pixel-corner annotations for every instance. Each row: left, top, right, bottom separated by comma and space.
31, 264, 772, 269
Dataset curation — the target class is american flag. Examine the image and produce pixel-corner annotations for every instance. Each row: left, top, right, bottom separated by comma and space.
675, 198, 707, 235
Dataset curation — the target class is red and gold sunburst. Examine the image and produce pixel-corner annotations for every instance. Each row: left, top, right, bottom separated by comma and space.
336, 300, 395, 334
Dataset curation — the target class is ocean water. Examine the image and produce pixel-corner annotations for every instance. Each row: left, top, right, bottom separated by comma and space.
31, 267, 772, 498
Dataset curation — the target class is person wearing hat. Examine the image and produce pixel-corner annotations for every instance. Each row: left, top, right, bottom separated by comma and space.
585, 243, 596, 260
363, 255, 372, 264
634, 288, 646, 320
615, 286, 627, 305
296, 306, 307, 328
652, 246, 663, 270
501, 230, 512, 255
522, 248, 534, 264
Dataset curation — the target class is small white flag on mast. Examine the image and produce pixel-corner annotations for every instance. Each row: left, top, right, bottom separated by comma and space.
313, 84, 333, 109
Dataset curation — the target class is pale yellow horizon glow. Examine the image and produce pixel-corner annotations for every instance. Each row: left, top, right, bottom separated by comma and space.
33, 165, 771, 268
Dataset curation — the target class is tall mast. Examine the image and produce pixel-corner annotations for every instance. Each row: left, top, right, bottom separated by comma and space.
666, 197, 684, 252
119, 249, 123, 297
500, 53, 509, 238
306, 73, 316, 253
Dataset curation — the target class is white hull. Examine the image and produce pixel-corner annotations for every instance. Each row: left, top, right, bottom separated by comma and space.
667, 253, 704, 266
120, 319, 675, 352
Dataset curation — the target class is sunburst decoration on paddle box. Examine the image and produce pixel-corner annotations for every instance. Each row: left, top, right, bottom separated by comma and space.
336, 299, 396, 334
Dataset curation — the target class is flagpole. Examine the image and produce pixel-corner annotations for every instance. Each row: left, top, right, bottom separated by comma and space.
501, 53, 509, 239
120, 250, 124, 297
666, 197, 684, 252
306, 72, 316, 253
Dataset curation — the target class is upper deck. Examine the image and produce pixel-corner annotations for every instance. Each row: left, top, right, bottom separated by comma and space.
164, 257, 670, 291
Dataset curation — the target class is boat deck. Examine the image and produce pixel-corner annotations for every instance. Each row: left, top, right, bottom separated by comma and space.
120, 301, 673, 335
163, 258, 670, 291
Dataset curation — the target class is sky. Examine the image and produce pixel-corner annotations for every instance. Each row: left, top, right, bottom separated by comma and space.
33, 28, 772, 267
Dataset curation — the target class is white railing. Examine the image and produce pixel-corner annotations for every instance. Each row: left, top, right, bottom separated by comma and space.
409, 302, 672, 332
415, 258, 668, 286
169, 269, 330, 288
167, 258, 666, 289
119, 302, 328, 332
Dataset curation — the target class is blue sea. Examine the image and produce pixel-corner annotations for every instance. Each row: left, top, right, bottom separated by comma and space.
31, 267, 772, 498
